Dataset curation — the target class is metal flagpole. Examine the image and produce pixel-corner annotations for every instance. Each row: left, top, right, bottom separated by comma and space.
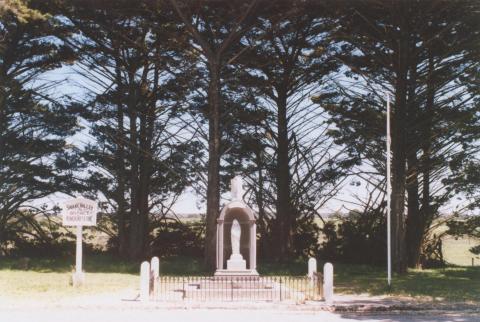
386, 93, 392, 287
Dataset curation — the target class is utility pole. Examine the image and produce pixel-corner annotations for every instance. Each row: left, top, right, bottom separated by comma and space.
386, 92, 392, 287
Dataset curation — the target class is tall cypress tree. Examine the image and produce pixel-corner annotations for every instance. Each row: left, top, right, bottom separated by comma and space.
235, 1, 353, 260
321, 0, 480, 271
169, 0, 261, 269
60, 0, 201, 259
0, 4, 79, 247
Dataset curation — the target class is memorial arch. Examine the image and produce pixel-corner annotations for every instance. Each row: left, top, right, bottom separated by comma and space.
215, 177, 258, 276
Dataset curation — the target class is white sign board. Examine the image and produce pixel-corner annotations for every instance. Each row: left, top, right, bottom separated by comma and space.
62, 197, 97, 226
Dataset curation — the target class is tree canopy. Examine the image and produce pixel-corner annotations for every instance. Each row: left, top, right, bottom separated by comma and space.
0, 0, 479, 269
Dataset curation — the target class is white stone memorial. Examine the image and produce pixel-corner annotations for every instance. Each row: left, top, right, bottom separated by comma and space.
215, 176, 258, 276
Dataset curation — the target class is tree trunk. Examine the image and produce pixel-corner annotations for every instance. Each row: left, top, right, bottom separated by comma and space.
390, 16, 409, 273
115, 104, 128, 258
254, 149, 269, 260
205, 60, 222, 271
114, 64, 128, 259
275, 91, 293, 261
418, 53, 436, 265
391, 105, 407, 273
136, 117, 151, 259
406, 153, 422, 268
136, 101, 150, 259
405, 57, 422, 268
405, 51, 436, 268
127, 78, 143, 260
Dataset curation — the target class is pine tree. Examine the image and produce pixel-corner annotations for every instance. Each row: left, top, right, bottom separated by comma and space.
235, 1, 354, 260
0, 4, 79, 247
169, 0, 261, 269
321, 0, 480, 271
60, 0, 201, 259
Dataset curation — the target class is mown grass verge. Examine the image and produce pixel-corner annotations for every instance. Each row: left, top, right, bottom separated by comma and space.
1, 255, 479, 302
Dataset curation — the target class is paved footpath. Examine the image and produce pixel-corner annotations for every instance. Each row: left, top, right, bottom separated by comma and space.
1, 307, 479, 322
1, 291, 478, 322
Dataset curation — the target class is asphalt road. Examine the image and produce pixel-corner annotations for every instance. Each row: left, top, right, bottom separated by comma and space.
1, 308, 478, 322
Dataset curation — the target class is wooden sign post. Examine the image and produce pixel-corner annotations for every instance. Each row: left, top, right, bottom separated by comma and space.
62, 197, 97, 287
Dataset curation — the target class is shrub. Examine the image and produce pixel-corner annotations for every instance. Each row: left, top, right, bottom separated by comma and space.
150, 220, 205, 258
319, 209, 387, 266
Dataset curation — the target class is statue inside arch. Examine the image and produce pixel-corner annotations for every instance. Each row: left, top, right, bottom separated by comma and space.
214, 176, 258, 276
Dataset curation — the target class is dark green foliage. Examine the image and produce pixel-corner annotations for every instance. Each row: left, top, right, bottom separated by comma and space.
0, 4, 81, 249
317, 0, 480, 270
447, 215, 480, 255
150, 221, 205, 258
292, 218, 322, 259
445, 160, 480, 211
317, 221, 338, 261
337, 213, 386, 266
256, 216, 322, 262
320, 210, 387, 266
0, 208, 89, 259
227, 1, 352, 260
320, 209, 446, 268
471, 245, 480, 256
0, 0, 478, 267
60, 1, 203, 259
419, 237, 445, 268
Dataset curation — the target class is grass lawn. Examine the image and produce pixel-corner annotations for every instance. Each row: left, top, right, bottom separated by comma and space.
0, 255, 137, 300
334, 264, 480, 302
1, 255, 479, 303
0, 270, 138, 300
0, 255, 208, 300
259, 260, 480, 302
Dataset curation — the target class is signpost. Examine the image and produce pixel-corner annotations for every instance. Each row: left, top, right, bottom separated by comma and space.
62, 197, 97, 286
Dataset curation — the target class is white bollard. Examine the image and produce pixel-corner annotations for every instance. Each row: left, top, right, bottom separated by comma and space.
323, 262, 334, 303
308, 257, 317, 278
140, 261, 150, 302
150, 257, 160, 299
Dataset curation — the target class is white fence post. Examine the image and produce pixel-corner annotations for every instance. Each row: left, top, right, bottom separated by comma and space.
323, 262, 334, 303
308, 257, 317, 278
140, 261, 150, 302
150, 257, 160, 299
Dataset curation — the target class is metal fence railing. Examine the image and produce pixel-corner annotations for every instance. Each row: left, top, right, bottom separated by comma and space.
153, 274, 323, 302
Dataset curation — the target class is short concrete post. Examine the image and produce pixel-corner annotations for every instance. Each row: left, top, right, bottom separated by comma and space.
140, 261, 150, 302
150, 257, 160, 299
323, 262, 334, 303
308, 257, 317, 278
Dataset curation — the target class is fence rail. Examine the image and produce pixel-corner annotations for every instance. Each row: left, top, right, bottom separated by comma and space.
153, 274, 323, 302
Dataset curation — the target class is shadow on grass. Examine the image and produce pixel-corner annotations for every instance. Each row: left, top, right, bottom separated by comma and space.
0, 255, 208, 275
0, 254, 141, 274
